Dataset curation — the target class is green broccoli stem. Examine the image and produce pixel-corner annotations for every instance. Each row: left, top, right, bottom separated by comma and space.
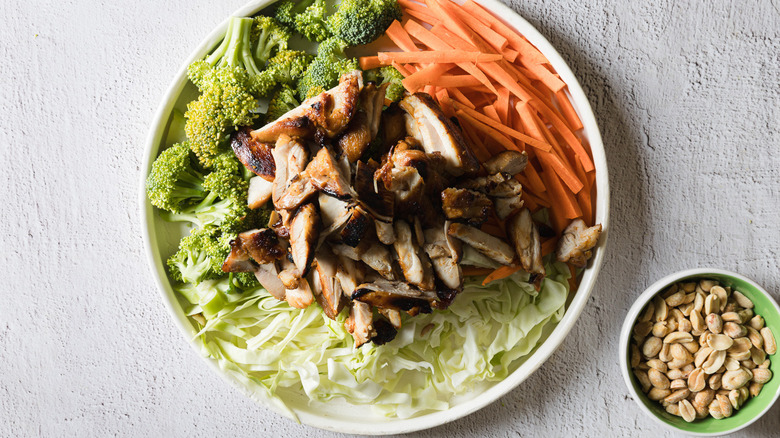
206, 18, 235, 66
206, 17, 261, 78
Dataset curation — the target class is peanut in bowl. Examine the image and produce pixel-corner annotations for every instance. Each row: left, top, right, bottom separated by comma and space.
619, 268, 780, 436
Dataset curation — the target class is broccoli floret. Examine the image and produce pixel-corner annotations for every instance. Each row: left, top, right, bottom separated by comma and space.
266, 85, 301, 122
160, 168, 250, 232
185, 17, 277, 168
266, 50, 314, 86
365, 65, 406, 102
379, 65, 405, 102
297, 37, 358, 100
146, 143, 206, 213
276, 0, 332, 42
211, 150, 242, 175
328, 0, 402, 46
167, 227, 230, 284
251, 16, 291, 66
228, 272, 260, 293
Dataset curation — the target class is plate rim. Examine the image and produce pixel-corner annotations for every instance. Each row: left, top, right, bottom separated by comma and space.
139, 0, 611, 434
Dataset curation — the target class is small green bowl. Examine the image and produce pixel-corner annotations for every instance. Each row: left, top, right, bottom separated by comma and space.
620, 269, 780, 435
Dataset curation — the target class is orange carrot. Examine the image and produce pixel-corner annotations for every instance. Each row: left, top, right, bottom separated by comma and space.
519, 162, 547, 197
481, 104, 502, 124
461, 0, 547, 64
377, 50, 503, 64
501, 47, 520, 63
391, 61, 413, 77
453, 102, 553, 152
537, 151, 583, 194
477, 61, 534, 102
404, 8, 440, 25
541, 238, 557, 257
359, 56, 382, 71
457, 111, 520, 152
404, 20, 498, 93
448, 86, 476, 109
443, 1, 509, 52
528, 64, 566, 93
462, 266, 494, 276
436, 88, 455, 117
460, 121, 492, 162
482, 265, 522, 285
556, 89, 584, 131
402, 63, 454, 92
539, 165, 582, 221
522, 189, 551, 209
386, 20, 419, 52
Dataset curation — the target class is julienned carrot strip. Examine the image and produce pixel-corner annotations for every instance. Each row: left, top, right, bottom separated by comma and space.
404, 20, 498, 93
444, 1, 509, 52
537, 151, 583, 194
481, 104, 502, 124
457, 111, 519, 152
539, 164, 582, 221
556, 89, 584, 131
398, 0, 427, 12
496, 88, 511, 124
522, 189, 551, 209
462, 266, 493, 276
402, 63, 453, 92
502, 47, 520, 62
423, 85, 436, 96
377, 50, 503, 64
359, 56, 382, 71
541, 238, 557, 257
530, 99, 594, 172
436, 88, 454, 117
523, 194, 539, 212
461, 0, 547, 65
516, 101, 545, 141
453, 102, 552, 152
573, 162, 593, 225
518, 162, 547, 197
460, 122, 492, 162
448, 87, 476, 109
528, 64, 566, 93
477, 61, 534, 102
482, 265, 522, 285
424, 0, 479, 47
386, 20, 419, 52
391, 61, 413, 77
404, 8, 440, 25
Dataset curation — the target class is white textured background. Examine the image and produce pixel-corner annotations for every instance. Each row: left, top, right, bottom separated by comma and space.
1, 0, 779, 436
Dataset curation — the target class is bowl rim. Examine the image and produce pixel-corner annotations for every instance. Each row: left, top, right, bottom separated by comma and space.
139, 0, 611, 434
619, 268, 780, 436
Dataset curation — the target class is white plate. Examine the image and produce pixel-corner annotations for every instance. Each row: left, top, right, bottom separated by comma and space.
140, 0, 610, 434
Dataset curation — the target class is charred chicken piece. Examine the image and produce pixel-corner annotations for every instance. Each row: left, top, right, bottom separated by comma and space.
221, 240, 256, 273
447, 222, 516, 266
440, 188, 494, 226
483, 150, 528, 176
248, 176, 274, 209
337, 111, 372, 163
399, 93, 479, 176
254, 263, 287, 301
304, 70, 363, 138
378, 308, 402, 329
339, 205, 372, 247
312, 246, 345, 320
354, 160, 393, 219
556, 219, 603, 267
285, 277, 315, 309
393, 220, 435, 291
272, 135, 317, 210
423, 227, 463, 290
289, 203, 319, 276
306, 146, 353, 199
345, 301, 375, 347
352, 280, 439, 316
507, 208, 545, 276
230, 127, 276, 180
221, 228, 283, 272
250, 71, 363, 143
334, 254, 362, 298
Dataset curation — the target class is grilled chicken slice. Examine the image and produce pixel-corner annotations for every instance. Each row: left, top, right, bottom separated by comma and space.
231, 127, 276, 180
254, 263, 287, 301
423, 227, 463, 290
458, 173, 510, 192
494, 196, 524, 220
340, 205, 372, 247
337, 112, 371, 163
556, 219, 603, 267
267, 209, 291, 239
362, 82, 388, 139
313, 246, 345, 319
374, 219, 395, 245
399, 93, 479, 176
486, 178, 524, 198
440, 188, 494, 226
250, 111, 314, 144
221, 239, 256, 273
222, 229, 283, 272
306, 147, 353, 199
447, 222, 516, 266
344, 301, 375, 347
354, 160, 393, 218
483, 150, 528, 176
285, 277, 315, 309
278, 266, 301, 290
333, 241, 396, 280
378, 308, 402, 328
381, 105, 407, 150
393, 220, 435, 291
507, 208, 545, 276
248, 176, 274, 209
305, 70, 364, 138
272, 135, 317, 210
352, 280, 438, 315
289, 203, 319, 276
335, 254, 362, 298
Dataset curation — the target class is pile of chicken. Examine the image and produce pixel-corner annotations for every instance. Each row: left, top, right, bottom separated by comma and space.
222, 71, 601, 347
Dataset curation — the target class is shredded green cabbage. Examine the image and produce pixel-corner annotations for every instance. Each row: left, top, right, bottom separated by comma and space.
175, 261, 570, 419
